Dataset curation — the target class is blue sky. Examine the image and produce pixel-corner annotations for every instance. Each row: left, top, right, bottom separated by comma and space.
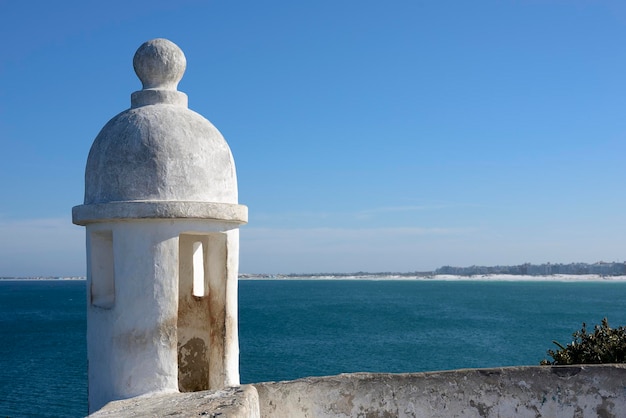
1, 0, 625, 276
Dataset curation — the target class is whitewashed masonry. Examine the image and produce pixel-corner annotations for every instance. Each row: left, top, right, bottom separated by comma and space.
72, 38, 247, 414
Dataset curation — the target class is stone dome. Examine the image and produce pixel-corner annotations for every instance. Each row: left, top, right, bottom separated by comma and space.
73, 39, 246, 225
84, 38, 238, 205
84, 105, 238, 205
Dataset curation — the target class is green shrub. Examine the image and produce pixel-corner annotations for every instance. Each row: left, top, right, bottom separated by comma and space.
541, 318, 626, 365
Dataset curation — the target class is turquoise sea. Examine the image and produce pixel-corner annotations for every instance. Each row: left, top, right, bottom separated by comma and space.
2, 279, 626, 417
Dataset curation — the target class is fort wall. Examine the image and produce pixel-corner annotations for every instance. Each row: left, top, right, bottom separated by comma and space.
91, 364, 626, 417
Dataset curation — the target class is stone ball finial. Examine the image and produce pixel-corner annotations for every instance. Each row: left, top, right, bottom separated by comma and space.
133, 38, 186, 90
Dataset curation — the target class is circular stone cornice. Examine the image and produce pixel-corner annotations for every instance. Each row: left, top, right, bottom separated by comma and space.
72, 201, 248, 225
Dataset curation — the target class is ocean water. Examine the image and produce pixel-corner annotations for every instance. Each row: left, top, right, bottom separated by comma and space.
2, 279, 626, 417
0, 280, 87, 418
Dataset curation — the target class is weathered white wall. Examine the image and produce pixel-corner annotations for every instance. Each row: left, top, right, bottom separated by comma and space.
73, 38, 247, 415
255, 365, 626, 418
86, 220, 241, 413
88, 365, 626, 417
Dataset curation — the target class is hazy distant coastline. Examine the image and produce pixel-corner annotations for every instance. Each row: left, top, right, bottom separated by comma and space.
239, 273, 626, 282
4, 275, 626, 282
3, 260, 626, 282
241, 261, 626, 280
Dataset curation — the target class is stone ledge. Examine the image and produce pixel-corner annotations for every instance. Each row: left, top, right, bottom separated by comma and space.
89, 385, 259, 418
72, 201, 248, 225
255, 365, 626, 418
87, 365, 626, 417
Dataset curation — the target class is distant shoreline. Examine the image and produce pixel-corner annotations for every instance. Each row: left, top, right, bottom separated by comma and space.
3, 274, 626, 282
239, 274, 626, 282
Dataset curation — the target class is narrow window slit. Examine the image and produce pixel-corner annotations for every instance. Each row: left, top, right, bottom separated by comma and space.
192, 241, 205, 297
90, 230, 115, 309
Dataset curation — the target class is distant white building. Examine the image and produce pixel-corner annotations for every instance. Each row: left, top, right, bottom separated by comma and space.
72, 38, 247, 413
